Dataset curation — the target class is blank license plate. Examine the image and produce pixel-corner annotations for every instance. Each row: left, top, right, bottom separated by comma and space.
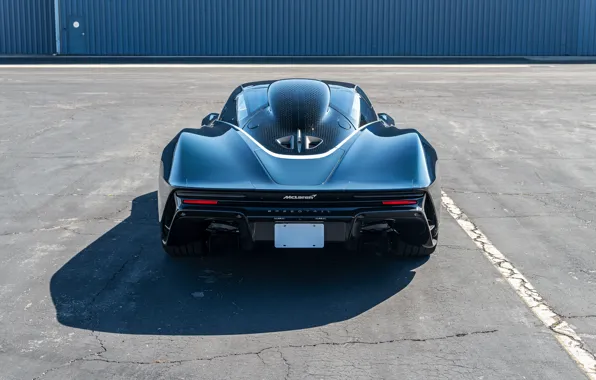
274, 223, 324, 248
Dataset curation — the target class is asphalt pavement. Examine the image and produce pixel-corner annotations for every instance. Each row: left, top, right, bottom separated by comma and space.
0, 64, 595, 379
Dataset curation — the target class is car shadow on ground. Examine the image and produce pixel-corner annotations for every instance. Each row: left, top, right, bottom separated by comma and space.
50, 191, 428, 335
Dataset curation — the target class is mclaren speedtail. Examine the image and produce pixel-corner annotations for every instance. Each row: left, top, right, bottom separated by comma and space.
158, 79, 440, 257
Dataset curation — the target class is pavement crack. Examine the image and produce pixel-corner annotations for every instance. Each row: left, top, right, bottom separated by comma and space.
277, 349, 291, 380
437, 244, 478, 251
90, 257, 130, 304
549, 324, 596, 362
31, 331, 109, 380
0, 216, 156, 237
85, 246, 143, 328
442, 188, 552, 197
58, 226, 99, 236
255, 350, 267, 366
571, 213, 596, 230
474, 213, 574, 219
0, 226, 62, 237
563, 314, 596, 320
89, 203, 133, 222
92, 331, 107, 355
81, 329, 498, 366
442, 191, 596, 378
32, 256, 140, 380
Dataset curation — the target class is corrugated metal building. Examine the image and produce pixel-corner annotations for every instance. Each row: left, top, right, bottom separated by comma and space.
578, 0, 596, 55
0, 0, 56, 55
2, 0, 596, 56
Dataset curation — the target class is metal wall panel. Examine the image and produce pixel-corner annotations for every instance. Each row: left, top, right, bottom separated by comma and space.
578, 0, 596, 55
60, 0, 593, 56
58, 0, 592, 56
4, 0, 596, 56
0, 0, 56, 54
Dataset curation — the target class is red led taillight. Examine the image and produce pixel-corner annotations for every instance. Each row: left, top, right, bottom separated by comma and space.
382, 200, 417, 206
182, 199, 218, 205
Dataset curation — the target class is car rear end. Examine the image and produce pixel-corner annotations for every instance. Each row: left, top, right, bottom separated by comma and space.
160, 188, 439, 256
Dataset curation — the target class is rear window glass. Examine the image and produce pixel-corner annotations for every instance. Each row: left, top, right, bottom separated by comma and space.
330, 87, 363, 126
237, 86, 269, 122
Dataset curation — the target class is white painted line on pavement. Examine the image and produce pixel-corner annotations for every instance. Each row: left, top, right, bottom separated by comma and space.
0, 64, 533, 69
442, 191, 596, 380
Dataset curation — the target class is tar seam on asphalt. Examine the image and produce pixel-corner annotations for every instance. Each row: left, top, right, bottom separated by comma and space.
442, 191, 596, 380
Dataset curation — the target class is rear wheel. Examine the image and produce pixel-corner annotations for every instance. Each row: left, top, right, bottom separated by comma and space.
357, 230, 437, 257
389, 238, 436, 257
389, 216, 439, 257
162, 240, 207, 257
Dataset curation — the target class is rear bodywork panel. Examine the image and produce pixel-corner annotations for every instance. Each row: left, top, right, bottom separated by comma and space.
158, 79, 440, 250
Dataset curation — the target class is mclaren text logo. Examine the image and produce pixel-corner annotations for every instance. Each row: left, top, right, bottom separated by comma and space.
283, 194, 317, 200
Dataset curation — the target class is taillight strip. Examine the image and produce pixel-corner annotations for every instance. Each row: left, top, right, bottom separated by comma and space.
382, 200, 417, 205
182, 199, 218, 205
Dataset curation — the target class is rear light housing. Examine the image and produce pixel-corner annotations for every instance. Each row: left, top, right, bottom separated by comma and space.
182, 199, 218, 205
382, 200, 417, 206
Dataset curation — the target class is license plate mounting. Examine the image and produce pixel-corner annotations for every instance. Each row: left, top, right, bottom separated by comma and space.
274, 223, 324, 248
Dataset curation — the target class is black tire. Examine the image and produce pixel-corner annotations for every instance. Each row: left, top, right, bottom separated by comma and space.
389, 238, 436, 257
162, 240, 206, 257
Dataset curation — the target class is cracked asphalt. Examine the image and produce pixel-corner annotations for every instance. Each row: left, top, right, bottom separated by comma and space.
1, 64, 595, 379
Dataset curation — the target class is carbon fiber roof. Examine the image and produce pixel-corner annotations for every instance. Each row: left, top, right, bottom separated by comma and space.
236, 79, 361, 156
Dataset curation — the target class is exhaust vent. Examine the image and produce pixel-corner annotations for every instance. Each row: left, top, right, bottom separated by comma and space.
305, 136, 323, 149
275, 132, 322, 151
276, 135, 294, 150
